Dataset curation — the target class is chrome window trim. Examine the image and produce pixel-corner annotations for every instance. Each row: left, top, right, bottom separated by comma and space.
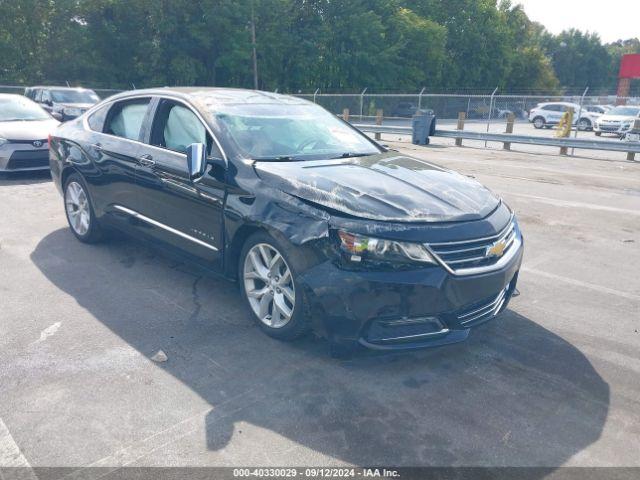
113, 205, 218, 252
82, 93, 229, 164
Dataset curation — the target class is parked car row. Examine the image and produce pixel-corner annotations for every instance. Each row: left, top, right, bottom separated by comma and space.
527, 102, 605, 131
527, 101, 640, 138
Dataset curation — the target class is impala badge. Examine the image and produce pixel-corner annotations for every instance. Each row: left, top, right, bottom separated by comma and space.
486, 240, 507, 258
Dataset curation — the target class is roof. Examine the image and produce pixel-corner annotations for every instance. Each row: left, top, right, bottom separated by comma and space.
111, 87, 311, 110
26, 86, 96, 91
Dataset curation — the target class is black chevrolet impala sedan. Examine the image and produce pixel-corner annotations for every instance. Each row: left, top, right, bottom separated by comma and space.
49, 88, 523, 351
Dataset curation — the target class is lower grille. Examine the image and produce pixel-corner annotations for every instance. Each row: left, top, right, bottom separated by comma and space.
6, 150, 49, 170
456, 286, 508, 327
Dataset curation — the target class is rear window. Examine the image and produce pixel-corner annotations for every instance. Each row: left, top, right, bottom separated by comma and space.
87, 104, 110, 132
104, 99, 150, 141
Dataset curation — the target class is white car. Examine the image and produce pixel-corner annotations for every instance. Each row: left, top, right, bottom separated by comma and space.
594, 105, 640, 137
0, 94, 60, 172
528, 102, 600, 131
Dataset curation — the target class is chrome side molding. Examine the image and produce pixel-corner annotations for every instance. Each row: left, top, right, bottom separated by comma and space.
113, 205, 219, 251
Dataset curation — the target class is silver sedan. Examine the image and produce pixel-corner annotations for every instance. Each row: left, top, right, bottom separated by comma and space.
0, 94, 60, 172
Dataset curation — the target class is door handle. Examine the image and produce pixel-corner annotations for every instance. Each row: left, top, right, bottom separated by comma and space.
138, 154, 155, 167
92, 143, 103, 152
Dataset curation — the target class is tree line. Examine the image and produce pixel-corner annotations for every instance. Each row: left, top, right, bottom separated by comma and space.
1, 0, 639, 94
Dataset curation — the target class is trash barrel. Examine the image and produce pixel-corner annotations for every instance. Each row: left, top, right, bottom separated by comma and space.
412, 109, 436, 145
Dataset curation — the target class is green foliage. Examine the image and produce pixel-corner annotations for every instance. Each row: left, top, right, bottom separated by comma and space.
0, 0, 636, 93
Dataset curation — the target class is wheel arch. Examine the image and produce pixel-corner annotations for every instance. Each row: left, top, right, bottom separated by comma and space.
224, 224, 266, 280
60, 164, 80, 190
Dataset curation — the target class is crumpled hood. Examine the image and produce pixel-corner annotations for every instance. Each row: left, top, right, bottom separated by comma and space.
0, 119, 60, 140
254, 152, 500, 222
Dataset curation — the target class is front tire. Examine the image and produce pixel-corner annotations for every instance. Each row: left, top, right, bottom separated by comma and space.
239, 232, 310, 341
64, 173, 103, 243
595, 131, 602, 137
532, 116, 545, 129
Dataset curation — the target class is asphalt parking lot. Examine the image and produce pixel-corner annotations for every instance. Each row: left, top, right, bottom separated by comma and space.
1, 139, 639, 473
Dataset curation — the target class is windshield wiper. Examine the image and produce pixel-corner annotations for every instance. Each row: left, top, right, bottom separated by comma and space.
331, 152, 377, 159
253, 155, 307, 162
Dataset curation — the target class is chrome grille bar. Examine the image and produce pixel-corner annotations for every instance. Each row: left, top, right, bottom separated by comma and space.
426, 217, 520, 275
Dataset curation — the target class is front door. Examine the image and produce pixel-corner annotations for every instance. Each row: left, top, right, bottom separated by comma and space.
135, 98, 225, 267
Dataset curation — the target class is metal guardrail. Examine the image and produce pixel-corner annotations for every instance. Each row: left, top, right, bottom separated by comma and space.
351, 124, 640, 154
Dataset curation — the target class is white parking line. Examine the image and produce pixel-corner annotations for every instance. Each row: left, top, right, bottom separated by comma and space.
0, 418, 36, 480
507, 193, 640, 216
523, 267, 640, 302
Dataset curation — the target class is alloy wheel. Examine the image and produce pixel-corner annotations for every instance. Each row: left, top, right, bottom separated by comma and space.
65, 181, 90, 236
578, 119, 590, 131
243, 243, 295, 328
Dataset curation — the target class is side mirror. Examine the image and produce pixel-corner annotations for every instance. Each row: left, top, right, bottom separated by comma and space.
186, 143, 207, 181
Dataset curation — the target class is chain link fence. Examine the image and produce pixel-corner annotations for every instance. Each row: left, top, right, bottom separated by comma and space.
294, 92, 639, 121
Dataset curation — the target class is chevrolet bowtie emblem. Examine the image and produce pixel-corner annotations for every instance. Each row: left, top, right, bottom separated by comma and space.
486, 240, 507, 258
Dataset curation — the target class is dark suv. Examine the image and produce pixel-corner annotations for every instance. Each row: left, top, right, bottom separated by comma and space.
49, 88, 523, 352
25, 86, 100, 122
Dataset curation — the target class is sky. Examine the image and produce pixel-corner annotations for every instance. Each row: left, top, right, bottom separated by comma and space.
515, 0, 640, 43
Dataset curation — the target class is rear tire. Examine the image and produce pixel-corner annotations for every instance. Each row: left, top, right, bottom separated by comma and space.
239, 232, 311, 341
577, 118, 591, 131
63, 173, 104, 243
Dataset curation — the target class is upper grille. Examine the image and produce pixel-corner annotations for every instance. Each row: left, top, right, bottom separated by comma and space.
427, 219, 517, 274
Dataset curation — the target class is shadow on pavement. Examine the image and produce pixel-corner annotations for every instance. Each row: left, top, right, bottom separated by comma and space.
30, 228, 609, 468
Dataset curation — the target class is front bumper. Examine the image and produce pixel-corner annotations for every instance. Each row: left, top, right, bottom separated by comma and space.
300, 239, 523, 350
0, 142, 50, 172
594, 123, 631, 134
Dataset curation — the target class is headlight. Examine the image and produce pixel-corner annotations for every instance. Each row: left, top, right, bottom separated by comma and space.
622, 122, 632, 130
63, 107, 81, 116
0, 137, 7, 147
337, 230, 437, 265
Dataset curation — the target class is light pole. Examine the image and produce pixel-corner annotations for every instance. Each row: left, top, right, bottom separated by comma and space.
250, 2, 258, 90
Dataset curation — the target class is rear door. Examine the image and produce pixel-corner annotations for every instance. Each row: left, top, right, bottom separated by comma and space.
545, 104, 564, 123
135, 97, 225, 266
82, 97, 152, 228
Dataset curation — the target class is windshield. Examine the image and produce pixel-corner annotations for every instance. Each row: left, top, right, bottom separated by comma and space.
608, 106, 640, 117
0, 97, 51, 121
212, 103, 380, 160
50, 89, 100, 104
